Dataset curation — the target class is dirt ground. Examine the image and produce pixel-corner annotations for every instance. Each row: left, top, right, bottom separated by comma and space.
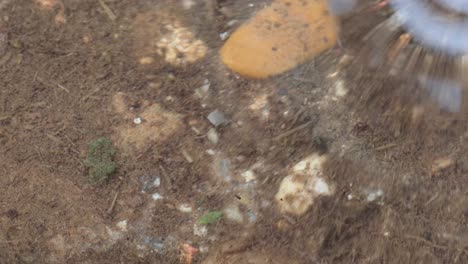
1, 0, 468, 263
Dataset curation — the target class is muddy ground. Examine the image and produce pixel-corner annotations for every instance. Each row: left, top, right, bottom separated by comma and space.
1, 0, 467, 263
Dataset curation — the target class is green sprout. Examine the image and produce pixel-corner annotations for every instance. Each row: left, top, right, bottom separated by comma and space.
84, 137, 117, 185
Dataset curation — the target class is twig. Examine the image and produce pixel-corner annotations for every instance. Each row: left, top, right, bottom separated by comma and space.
274, 120, 314, 141
36, 76, 70, 94
57, 83, 70, 94
404, 235, 447, 250
107, 191, 119, 214
98, 0, 116, 21
375, 143, 397, 151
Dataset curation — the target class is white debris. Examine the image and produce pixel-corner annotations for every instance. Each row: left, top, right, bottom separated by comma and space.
199, 245, 209, 253
241, 170, 256, 182
152, 193, 163, 200
193, 224, 208, 237
226, 20, 238, 27
335, 80, 347, 97
224, 205, 244, 224
206, 149, 216, 155
106, 226, 124, 242
276, 175, 313, 216
207, 128, 219, 144
155, 21, 207, 66
347, 194, 353, 200
328, 71, 339, 78
293, 154, 327, 175
366, 189, 384, 202
133, 117, 142, 125
219, 32, 230, 40
276, 154, 333, 215
153, 177, 161, 188
383, 232, 390, 237
313, 178, 331, 195
181, 0, 195, 9
178, 204, 193, 213
116, 220, 128, 232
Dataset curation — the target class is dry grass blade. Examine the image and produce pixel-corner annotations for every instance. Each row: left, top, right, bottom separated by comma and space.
98, 0, 116, 21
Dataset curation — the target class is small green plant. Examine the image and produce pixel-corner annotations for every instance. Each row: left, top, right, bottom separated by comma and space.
84, 137, 117, 185
198, 211, 223, 225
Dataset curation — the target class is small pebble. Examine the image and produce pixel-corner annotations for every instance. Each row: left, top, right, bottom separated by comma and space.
206, 149, 216, 155
224, 206, 244, 224
366, 189, 384, 202
116, 220, 128, 232
207, 128, 219, 144
152, 193, 163, 200
199, 245, 209, 253
178, 204, 193, 213
153, 177, 161, 188
220, 32, 230, 40
226, 20, 238, 27
246, 211, 257, 223
347, 194, 353, 200
207, 110, 226, 127
241, 170, 256, 182
314, 178, 331, 195
133, 117, 142, 125
139, 57, 155, 65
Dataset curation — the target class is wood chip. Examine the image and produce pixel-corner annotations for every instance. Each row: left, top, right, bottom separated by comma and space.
107, 191, 119, 214
431, 158, 454, 174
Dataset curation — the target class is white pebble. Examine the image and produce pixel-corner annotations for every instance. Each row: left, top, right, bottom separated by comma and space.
133, 117, 142, 125
241, 170, 256, 182
153, 177, 161, 188
178, 204, 193, 213
181, 0, 195, 9
366, 189, 384, 202
199, 245, 209, 253
219, 32, 230, 40
152, 193, 163, 200
206, 149, 216, 155
347, 194, 353, 200
313, 178, 331, 195
193, 224, 208, 237
226, 20, 238, 27
116, 220, 128, 232
207, 128, 219, 144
